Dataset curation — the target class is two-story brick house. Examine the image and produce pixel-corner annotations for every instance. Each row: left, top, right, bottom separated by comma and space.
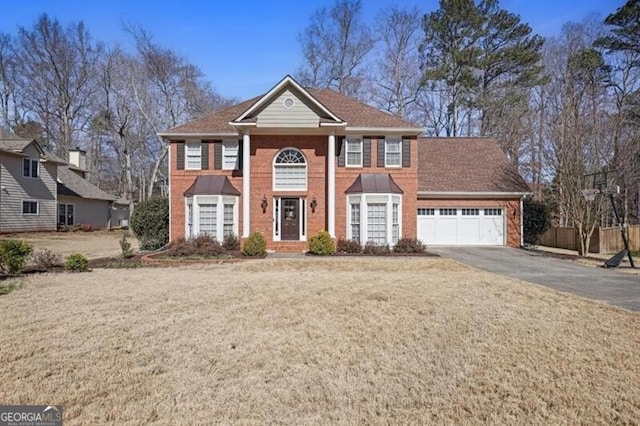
160, 76, 529, 251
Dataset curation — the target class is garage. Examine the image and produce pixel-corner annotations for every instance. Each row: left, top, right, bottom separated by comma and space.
417, 207, 505, 245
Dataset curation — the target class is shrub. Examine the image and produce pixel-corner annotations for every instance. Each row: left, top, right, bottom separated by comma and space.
165, 235, 227, 258
72, 223, 92, 232
191, 235, 225, 257
336, 239, 362, 254
242, 231, 267, 257
32, 248, 63, 270
65, 253, 89, 272
222, 233, 240, 251
362, 241, 390, 255
393, 237, 426, 254
130, 198, 169, 250
119, 235, 134, 259
523, 197, 551, 245
308, 230, 335, 255
0, 239, 33, 274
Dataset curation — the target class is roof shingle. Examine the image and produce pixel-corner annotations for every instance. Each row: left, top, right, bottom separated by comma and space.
164, 86, 418, 135
417, 137, 529, 193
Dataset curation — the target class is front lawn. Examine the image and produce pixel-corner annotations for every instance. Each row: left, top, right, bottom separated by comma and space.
0, 258, 638, 424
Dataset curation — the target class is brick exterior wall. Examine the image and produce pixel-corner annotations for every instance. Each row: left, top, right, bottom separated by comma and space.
334, 136, 418, 241
416, 198, 522, 247
169, 136, 521, 250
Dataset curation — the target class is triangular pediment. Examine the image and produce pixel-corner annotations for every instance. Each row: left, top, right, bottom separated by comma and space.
231, 75, 344, 129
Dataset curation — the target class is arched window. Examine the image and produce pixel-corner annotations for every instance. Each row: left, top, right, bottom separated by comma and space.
273, 148, 307, 190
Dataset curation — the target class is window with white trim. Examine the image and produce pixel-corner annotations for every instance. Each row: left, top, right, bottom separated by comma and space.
185, 142, 202, 170
58, 204, 74, 226
222, 141, 239, 170
367, 203, 387, 245
22, 200, 38, 215
484, 208, 502, 216
348, 194, 401, 246
440, 208, 457, 216
417, 208, 435, 216
350, 203, 360, 242
198, 204, 217, 236
223, 204, 234, 236
345, 138, 363, 167
23, 158, 39, 178
273, 148, 307, 191
392, 203, 399, 244
385, 138, 402, 167
185, 195, 238, 241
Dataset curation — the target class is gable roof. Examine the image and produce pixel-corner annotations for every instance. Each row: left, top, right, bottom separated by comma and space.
57, 166, 117, 201
160, 76, 421, 137
417, 137, 530, 194
233, 75, 343, 124
0, 130, 38, 154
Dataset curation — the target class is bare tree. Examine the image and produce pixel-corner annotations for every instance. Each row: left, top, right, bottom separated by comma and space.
126, 26, 229, 199
14, 14, 102, 155
298, 0, 375, 98
368, 6, 422, 120
544, 20, 612, 255
0, 33, 18, 131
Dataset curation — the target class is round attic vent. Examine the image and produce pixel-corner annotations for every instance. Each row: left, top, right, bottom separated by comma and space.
283, 97, 295, 109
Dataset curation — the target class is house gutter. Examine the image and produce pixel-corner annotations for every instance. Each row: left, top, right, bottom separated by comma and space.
417, 191, 531, 199
157, 132, 240, 139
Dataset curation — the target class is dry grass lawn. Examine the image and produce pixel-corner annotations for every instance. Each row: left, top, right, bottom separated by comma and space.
2, 229, 139, 259
1, 257, 639, 424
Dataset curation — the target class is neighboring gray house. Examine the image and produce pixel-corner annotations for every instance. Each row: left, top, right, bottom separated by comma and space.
0, 130, 123, 233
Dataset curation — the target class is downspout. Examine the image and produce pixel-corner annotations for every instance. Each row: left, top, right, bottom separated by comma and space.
520, 196, 525, 247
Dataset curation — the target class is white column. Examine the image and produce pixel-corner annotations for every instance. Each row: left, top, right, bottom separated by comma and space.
327, 132, 336, 237
242, 131, 251, 238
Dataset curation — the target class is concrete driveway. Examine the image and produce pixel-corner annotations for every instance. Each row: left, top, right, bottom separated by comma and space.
432, 247, 640, 312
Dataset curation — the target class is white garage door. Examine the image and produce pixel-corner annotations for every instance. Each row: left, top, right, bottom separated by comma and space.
417, 208, 504, 245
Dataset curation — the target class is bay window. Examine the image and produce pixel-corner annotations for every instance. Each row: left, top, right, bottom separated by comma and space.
185, 195, 238, 240
347, 194, 402, 246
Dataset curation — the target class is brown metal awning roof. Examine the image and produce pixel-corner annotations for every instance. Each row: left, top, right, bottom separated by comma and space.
183, 176, 241, 196
345, 173, 404, 194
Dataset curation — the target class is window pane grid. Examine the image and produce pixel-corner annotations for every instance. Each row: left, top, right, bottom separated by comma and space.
198, 204, 216, 236
274, 165, 306, 190
186, 143, 201, 169
462, 208, 479, 216
484, 208, 502, 216
392, 203, 399, 244
223, 204, 234, 236
350, 203, 360, 242
417, 208, 435, 216
440, 208, 457, 216
223, 142, 239, 170
385, 139, 401, 167
346, 139, 362, 166
367, 203, 387, 245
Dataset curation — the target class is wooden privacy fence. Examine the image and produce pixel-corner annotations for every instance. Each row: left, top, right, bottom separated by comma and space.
538, 225, 640, 254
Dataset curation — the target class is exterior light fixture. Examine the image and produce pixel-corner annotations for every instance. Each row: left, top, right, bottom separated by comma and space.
310, 195, 318, 213
261, 194, 268, 213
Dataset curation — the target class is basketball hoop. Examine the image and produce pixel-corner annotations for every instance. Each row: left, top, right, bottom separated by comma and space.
581, 188, 599, 201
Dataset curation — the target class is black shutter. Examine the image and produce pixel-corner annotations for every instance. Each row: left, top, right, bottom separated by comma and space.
213, 141, 222, 170
402, 138, 411, 167
377, 137, 385, 167
363, 138, 371, 167
201, 141, 210, 170
176, 141, 185, 170
337, 136, 345, 167
237, 139, 243, 170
